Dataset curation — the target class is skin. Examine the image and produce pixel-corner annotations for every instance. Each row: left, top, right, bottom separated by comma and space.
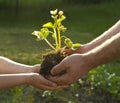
0, 56, 67, 90
49, 20, 120, 85
0, 56, 40, 74
65, 20, 120, 55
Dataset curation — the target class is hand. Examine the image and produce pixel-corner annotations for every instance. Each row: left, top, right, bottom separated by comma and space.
26, 73, 68, 90
30, 64, 41, 73
49, 54, 92, 85
26, 64, 41, 73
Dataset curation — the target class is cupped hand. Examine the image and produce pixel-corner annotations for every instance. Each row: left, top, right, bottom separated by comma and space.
27, 64, 40, 73
26, 73, 68, 90
31, 64, 41, 73
49, 54, 92, 85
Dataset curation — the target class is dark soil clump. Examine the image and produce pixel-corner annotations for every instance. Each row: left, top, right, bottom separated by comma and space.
40, 51, 66, 77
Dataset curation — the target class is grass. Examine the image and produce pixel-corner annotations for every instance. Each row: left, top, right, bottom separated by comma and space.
0, 0, 120, 103
0, 1, 120, 58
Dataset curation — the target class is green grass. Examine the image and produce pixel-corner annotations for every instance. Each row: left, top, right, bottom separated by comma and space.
0, 1, 120, 62
0, 1, 120, 103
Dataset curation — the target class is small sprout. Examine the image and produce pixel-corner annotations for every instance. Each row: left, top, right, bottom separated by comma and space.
32, 9, 80, 51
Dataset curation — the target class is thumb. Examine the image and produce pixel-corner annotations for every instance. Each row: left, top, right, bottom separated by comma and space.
51, 62, 66, 75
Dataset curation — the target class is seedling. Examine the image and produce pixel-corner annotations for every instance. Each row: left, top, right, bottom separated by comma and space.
32, 9, 80, 76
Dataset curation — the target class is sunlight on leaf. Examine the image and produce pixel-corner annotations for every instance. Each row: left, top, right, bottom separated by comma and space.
43, 22, 54, 28
72, 43, 81, 50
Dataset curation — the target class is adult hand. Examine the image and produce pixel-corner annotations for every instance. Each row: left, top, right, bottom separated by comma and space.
50, 32, 120, 86
49, 54, 93, 85
26, 73, 68, 90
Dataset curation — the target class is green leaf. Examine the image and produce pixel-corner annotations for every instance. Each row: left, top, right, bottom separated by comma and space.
57, 15, 66, 24
61, 15, 66, 21
43, 22, 54, 28
64, 38, 73, 48
72, 43, 80, 50
60, 25, 67, 32
52, 33, 56, 40
41, 28, 49, 38
64, 38, 80, 50
32, 28, 49, 40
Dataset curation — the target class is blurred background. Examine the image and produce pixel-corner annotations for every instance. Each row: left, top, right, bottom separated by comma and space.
0, 0, 120, 103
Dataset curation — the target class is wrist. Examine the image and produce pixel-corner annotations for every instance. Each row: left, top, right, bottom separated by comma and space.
22, 66, 34, 73
84, 49, 101, 69
25, 64, 40, 73
83, 52, 98, 70
25, 73, 38, 85
83, 43, 94, 53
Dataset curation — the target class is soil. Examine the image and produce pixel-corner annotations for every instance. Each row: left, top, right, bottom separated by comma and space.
40, 50, 66, 77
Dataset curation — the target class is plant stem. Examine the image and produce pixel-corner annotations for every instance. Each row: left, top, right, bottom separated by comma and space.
44, 38, 55, 50
57, 27, 61, 50
53, 28, 58, 50
61, 36, 68, 40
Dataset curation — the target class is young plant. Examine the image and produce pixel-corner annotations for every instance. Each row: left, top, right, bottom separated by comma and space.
32, 9, 80, 51
32, 9, 80, 76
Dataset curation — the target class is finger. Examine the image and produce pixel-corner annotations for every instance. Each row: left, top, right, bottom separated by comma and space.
39, 85, 68, 90
64, 49, 73, 55
51, 85, 69, 90
55, 85, 69, 89
49, 74, 71, 85
61, 47, 74, 55
40, 76, 57, 87
51, 62, 67, 75
37, 84, 55, 90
